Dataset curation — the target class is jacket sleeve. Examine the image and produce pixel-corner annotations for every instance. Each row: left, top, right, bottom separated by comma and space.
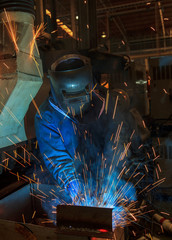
35, 112, 77, 188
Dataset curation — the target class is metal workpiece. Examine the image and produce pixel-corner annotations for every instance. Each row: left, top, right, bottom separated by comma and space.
56, 205, 113, 239
0, 10, 43, 148
0, 183, 119, 239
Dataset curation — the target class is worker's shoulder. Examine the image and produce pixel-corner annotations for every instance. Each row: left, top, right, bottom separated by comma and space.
35, 98, 55, 123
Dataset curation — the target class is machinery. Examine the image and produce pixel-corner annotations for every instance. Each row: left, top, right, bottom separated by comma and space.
0, 0, 43, 149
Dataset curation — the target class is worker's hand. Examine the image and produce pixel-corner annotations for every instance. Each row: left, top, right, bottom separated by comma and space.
67, 179, 80, 200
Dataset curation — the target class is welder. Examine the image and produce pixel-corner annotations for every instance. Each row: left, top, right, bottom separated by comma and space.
35, 52, 147, 202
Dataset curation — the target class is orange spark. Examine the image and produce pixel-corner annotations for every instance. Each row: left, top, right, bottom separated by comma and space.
3, 63, 10, 69
105, 90, 109, 114
30, 94, 42, 119
112, 95, 119, 119
142, 120, 146, 128
22, 214, 25, 224
30, 193, 45, 202
163, 88, 169, 95
2, 9, 19, 52
30, 23, 45, 57
32, 211, 36, 219
4, 151, 25, 168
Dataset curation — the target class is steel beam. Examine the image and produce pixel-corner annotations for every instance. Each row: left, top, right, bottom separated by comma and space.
77, 0, 97, 49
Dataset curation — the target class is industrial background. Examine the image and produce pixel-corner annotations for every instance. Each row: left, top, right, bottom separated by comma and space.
0, 0, 172, 239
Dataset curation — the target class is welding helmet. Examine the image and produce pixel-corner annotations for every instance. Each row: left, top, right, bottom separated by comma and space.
49, 54, 93, 116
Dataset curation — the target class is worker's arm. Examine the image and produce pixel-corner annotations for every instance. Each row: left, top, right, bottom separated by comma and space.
35, 112, 79, 191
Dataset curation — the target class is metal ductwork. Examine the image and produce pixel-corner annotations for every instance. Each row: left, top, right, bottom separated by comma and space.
0, 0, 35, 15
0, 1, 43, 148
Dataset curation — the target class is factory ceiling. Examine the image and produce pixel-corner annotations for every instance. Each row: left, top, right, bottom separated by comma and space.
48, 0, 172, 39
43, 0, 172, 56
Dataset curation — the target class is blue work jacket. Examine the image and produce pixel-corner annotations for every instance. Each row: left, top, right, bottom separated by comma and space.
35, 90, 141, 189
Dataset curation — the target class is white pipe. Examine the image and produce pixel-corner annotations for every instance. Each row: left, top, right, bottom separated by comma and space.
153, 213, 172, 233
